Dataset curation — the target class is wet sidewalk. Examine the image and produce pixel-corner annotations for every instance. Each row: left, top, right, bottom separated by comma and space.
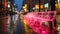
13, 15, 25, 34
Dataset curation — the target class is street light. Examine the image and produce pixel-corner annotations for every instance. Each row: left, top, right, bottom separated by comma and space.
35, 4, 39, 9
40, 5, 43, 9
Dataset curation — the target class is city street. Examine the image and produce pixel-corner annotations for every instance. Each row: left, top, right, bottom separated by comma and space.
0, 0, 60, 34
14, 16, 25, 34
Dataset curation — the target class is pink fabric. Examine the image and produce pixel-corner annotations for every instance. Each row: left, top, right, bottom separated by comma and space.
24, 11, 56, 34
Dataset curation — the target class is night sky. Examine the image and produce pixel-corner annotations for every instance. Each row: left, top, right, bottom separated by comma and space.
14, 0, 23, 11
14, 0, 51, 11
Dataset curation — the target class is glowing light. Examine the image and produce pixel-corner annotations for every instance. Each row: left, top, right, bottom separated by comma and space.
8, 4, 10, 8
44, 3, 49, 8
40, 5, 43, 8
23, 6, 26, 9
25, 4, 27, 7
23, 4, 28, 11
24, 9, 27, 11
35, 5, 39, 9
23, 4, 27, 9
55, 4, 58, 7
58, 0, 60, 4
24, 11, 56, 34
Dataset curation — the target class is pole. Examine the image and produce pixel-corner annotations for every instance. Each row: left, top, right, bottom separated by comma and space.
39, 0, 40, 12
51, 0, 55, 11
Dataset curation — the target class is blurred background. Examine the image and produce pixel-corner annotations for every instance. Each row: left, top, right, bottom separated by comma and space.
0, 0, 60, 34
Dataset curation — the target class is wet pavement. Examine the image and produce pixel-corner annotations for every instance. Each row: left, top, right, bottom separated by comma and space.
13, 15, 25, 34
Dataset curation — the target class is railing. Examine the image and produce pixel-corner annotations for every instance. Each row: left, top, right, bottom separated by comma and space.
24, 11, 56, 34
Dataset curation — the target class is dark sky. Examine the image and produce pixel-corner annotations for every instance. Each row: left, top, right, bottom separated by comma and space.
14, 0, 23, 11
